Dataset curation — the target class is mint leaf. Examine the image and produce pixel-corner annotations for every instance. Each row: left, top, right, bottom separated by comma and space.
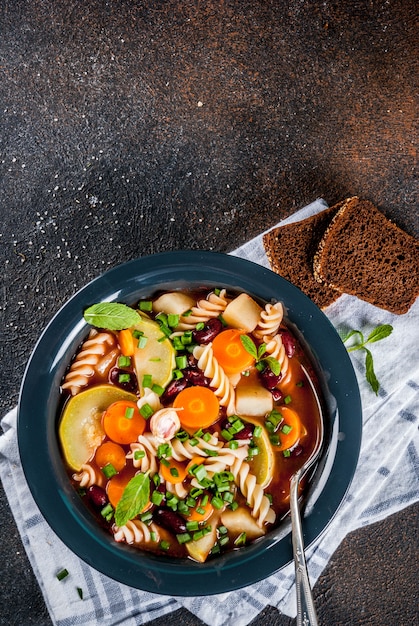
262, 356, 281, 376
341, 329, 364, 345
365, 348, 379, 395
84, 302, 140, 330
115, 472, 150, 527
257, 342, 267, 360
366, 324, 393, 344
240, 335, 258, 359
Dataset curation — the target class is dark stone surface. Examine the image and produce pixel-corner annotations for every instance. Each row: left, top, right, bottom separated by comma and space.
1, 1, 417, 625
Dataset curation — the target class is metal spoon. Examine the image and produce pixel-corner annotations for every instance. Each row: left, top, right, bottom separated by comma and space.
289, 365, 325, 626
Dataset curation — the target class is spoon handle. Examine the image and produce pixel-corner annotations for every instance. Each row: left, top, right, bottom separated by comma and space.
290, 472, 319, 626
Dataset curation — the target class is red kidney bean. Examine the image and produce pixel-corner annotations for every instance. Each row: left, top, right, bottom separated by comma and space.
87, 485, 108, 508
109, 367, 138, 393
161, 377, 189, 404
271, 389, 284, 402
183, 368, 210, 387
153, 508, 187, 534
279, 330, 296, 358
192, 318, 223, 344
259, 367, 282, 390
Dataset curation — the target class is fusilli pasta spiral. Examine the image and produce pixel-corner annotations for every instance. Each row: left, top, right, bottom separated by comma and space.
230, 456, 276, 527
126, 434, 159, 474
254, 302, 284, 339
175, 289, 230, 330
62, 329, 117, 395
263, 333, 292, 385
113, 520, 160, 544
192, 343, 235, 414
73, 463, 104, 488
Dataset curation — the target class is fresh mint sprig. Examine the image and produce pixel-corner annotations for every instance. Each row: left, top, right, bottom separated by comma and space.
341, 324, 393, 394
115, 471, 151, 527
240, 335, 281, 375
83, 302, 141, 330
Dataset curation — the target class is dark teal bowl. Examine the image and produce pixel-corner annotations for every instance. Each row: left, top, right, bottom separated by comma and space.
17, 250, 362, 596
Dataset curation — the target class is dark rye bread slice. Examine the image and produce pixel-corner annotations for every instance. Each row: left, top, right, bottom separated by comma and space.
263, 202, 345, 309
313, 197, 419, 314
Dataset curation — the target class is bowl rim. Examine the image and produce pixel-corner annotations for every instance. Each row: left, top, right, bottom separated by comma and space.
17, 250, 362, 596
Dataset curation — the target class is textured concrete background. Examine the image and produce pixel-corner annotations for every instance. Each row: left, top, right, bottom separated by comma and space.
1, 1, 418, 624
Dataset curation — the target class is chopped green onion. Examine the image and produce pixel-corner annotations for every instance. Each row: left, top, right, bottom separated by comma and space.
193, 530, 204, 541
155, 312, 168, 325
101, 503, 114, 521
176, 532, 192, 544
150, 531, 157, 542
132, 329, 143, 339
142, 374, 153, 388
118, 373, 130, 383
190, 487, 203, 498
117, 355, 131, 367
140, 511, 153, 523
247, 446, 259, 457
173, 369, 184, 379
152, 384, 165, 396
182, 309, 192, 317
139, 300, 153, 312
175, 429, 189, 441
102, 463, 117, 479
229, 500, 239, 511
284, 395, 292, 405
221, 428, 233, 441
189, 437, 199, 447
181, 331, 193, 345
151, 491, 164, 506
177, 501, 190, 515
219, 535, 230, 546
211, 496, 224, 509
201, 494, 209, 506
125, 406, 134, 419
170, 467, 179, 477
157, 443, 171, 458
281, 424, 292, 434
186, 520, 199, 531
195, 322, 205, 330
139, 403, 154, 419
202, 432, 212, 442
193, 465, 207, 482
218, 525, 228, 535
194, 428, 204, 438
196, 506, 206, 515
283, 449, 291, 457
137, 335, 148, 349
160, 540, 170, 551
168, 314, 180, 328
175, 355, 188, 369
269, 434, 280, 446
77, 587, 83, 599
134, 449, 145, 460
253, 425, 262, 438
56, 568, 69, 581
172, 336, 184, 350
228, 440, 239, 449
234, 532, 247, 546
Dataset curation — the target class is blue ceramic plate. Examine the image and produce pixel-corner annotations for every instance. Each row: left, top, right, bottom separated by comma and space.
18, 251, 362, 596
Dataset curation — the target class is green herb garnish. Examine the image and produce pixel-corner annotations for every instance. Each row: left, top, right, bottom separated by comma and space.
114, 472, 151, 527
341, 324, 393, 394
83, 302, 140, 330
240, 335, 281, 375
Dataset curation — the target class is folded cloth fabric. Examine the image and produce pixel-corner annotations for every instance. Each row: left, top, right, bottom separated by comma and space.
1, 198, 418, 626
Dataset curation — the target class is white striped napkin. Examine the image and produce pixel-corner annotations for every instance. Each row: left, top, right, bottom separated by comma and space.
1, 198, 418, 626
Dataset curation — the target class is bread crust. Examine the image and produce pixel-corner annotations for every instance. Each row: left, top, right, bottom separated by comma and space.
263, 203, 344, 309
313, 197, 419, 314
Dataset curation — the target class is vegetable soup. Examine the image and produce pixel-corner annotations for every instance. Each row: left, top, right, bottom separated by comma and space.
58, 288, 322, 562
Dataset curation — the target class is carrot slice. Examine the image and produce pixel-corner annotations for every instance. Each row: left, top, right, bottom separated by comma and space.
102, 400, 146, 444
187, 497, 214, 523
212, 329, 255, 375
119, 329, 135, 357
159, 458, 188, 484
173, 386, 220, 429
95, 441, 126, 472
276, 406, 302, 451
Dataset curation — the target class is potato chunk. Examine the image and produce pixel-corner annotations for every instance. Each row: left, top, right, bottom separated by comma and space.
221, 507, 266, 540
152, 292, 195, 316
235, 384, 273, 416
222, 293, 262, 332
